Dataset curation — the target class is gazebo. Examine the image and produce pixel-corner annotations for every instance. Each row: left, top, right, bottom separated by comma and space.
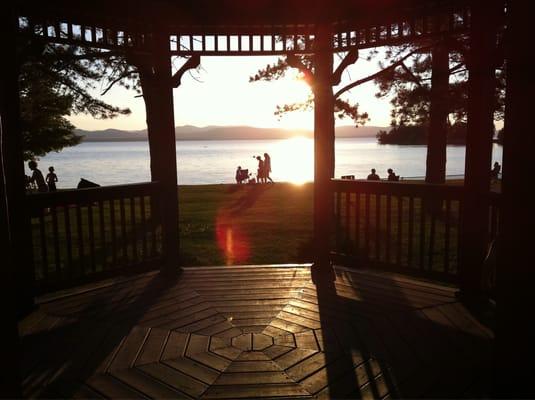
1, 0, 532, 397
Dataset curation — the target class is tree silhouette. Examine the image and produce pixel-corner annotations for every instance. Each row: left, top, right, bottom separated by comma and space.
17, 37, 138, 160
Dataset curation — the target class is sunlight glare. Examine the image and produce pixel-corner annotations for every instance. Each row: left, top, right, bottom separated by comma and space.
274, 136, 314, 185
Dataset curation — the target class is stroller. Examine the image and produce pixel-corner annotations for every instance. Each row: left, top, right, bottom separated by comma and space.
236, 168, 250, 184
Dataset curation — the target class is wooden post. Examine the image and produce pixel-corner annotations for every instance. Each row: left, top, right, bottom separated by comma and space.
426, 44, 449, 184
140, 32, 180, 273
494, 0, 535, 396
458, 3, 499, 296
312, 24, 335, 279
0, 7, 24, 396
0, 7, 35, 314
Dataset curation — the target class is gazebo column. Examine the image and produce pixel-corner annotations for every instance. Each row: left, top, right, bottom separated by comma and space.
426, 44, 449, 184
0, 8, 23, 396
141, 33, 180, 273
494, 0, 534, 395
0, 9, 34, 314
458, 3, 499, 296
312, 25, 335, 278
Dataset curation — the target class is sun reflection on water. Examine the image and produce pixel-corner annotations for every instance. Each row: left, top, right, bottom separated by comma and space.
272, 136, 313, 185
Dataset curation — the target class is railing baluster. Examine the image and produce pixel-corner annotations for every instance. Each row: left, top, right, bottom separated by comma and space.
444, 199, 451, 273
64, 204, 73, 277
51, 206, 61, 274
76, 204, 84, 276
354, 191, 360, 255
99, 200, 107, 270
375, 193, 381, 261
408, 196, 414, 267
345, 191, 351, 253
88, 203, 96, 273
120, 197, 127, 264
140, 195, 148, 260
428, 206, 436, 271
130, 197, 138, 264
397, 195, 402, 266
38, 209, 48, 281
386, 194, 392, 263
335, 191, 342, 252
110, 199, 117, 267
419, 197, 426, 270
365, 193, 370, 258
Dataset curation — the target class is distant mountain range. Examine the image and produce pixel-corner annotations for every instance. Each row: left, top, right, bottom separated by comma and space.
77, 125, 387, 142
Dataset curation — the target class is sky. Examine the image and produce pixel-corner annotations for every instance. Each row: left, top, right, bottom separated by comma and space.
69, 50, 394, 131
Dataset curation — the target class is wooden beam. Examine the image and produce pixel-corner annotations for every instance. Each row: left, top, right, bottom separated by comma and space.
494, 0, 535, 396
0, 7, 24, 397
426, 43, 449, 184
458, 2, 500, 296
312, 24, 335, 280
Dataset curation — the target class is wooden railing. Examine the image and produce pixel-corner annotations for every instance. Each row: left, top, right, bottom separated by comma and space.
331, 179, 501, 283
26, 182, 164, 294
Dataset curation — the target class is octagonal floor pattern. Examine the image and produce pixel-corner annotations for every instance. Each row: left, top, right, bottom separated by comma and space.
20, 265, 493, 399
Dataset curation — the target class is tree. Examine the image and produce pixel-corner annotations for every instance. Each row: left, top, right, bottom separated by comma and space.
373, 37, 505, 136
250, 52, 370, 127
17, 37, 138, 160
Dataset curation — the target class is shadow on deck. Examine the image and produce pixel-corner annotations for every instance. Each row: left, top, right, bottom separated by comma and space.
19, 264, 493, 399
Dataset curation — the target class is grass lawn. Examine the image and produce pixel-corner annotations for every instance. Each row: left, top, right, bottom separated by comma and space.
179, 183, 313, 266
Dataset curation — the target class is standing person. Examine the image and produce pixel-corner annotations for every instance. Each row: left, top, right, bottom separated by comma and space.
46, 166, 58, 191
264, 153, 274, 183
256, 156, 265, 183
367, 168, 380, 181
28, 160, 48, 192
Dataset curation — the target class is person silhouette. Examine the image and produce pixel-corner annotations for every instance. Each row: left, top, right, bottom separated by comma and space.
387, 168, 399, 181
28, 160, 48, 192
367, 168, 380, 181
491, 161, 501, 180
256, 156, 265, 183
46, 166, 58, 191
264, 153, 274, 183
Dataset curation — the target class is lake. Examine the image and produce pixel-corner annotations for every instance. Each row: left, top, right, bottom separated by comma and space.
29, 137, 503, 188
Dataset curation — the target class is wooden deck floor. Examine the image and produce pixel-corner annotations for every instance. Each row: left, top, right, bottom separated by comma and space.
19, 265, 493, 399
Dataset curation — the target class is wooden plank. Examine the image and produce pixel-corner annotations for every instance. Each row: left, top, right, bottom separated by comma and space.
202, 382, 310, 399
214, 371, 291, 385
86, 374, 145, 398
135, 327, 168, 366
111, 368, 184, 399
109, 326, 150, 371
163, 357, 220, 384
408, 196, 414, 267
160, 331, 188, 360
137, 362, 207, 398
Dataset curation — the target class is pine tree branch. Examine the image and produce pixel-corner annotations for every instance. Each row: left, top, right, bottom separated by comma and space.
332, 49, 358, 85
334, 45, 430, 99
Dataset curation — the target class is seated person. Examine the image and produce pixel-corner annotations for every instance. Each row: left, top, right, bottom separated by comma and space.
387, 168, 399, 181
235, 166, 248, 184
490, 162, 501, 180
367, 168, 380, 181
